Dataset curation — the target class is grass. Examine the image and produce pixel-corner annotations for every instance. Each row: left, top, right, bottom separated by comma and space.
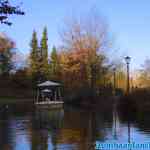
0, 97, 34, 104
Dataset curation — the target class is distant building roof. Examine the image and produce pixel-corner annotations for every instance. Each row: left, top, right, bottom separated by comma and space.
38, 81, 61, 87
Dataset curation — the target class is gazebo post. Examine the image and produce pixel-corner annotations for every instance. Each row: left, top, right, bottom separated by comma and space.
58, 87, 62, 101
42, 91, 44, 102
36, 89, 39, 103
54, 89, 57, 101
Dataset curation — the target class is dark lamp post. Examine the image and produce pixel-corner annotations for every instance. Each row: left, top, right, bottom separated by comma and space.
125, 56, 131, 94
0, 54, 3, 74
113, 67, 116, 96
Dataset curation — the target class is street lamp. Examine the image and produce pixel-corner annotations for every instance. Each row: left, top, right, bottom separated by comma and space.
0, 54, 3, 75
125, 56, 131, 94
113, 67, 116, 96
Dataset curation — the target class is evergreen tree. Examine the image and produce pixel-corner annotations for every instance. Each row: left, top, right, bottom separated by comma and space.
40, 27, 49, 79
29, 30, 39, 80
50, 46, 60, 80
51, 46, 57, 73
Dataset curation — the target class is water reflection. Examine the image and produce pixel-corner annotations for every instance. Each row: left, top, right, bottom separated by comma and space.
0, 113, 13, 150
0, 103, 150, 150
30, 109, 64, 150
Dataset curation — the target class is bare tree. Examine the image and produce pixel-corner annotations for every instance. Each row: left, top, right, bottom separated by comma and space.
60, 13, 109, 54
137, 58, 150, 88
59, 12, 110, 90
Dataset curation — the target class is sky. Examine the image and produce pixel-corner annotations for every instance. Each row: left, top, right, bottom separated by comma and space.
1, 0, 150, 70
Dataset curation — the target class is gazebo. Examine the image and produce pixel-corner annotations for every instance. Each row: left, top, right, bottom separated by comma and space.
35, 81, 62, 103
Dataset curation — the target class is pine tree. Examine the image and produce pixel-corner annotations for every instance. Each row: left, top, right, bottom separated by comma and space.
40, 27, 49, 79
29, 30, 39, 80
51, 46, 57, 73
50, 46, 60, 80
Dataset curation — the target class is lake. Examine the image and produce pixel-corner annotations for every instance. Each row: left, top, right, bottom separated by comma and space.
0, 102, 150, 150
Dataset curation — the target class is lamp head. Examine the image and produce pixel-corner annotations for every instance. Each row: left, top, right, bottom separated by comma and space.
125, 56, 131, 64
113, 67, 116, 72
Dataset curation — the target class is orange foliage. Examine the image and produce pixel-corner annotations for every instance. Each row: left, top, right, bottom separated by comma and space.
58, 48, 97, 90
0, 34, 15, 53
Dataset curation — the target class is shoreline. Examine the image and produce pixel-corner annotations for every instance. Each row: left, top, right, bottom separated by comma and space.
0, 97, 34, 104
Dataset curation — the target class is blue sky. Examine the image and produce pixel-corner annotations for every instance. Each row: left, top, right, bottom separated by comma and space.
0, 0, 150, 70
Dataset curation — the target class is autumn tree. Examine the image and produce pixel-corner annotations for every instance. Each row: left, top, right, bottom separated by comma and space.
111, 59, 127, 91
137, 58, 150, 88
0, 0, 24, 25
0, 33, 15, 75
59, 14, 109, 90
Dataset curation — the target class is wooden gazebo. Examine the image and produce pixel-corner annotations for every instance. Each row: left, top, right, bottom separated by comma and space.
35, 81, 63, 104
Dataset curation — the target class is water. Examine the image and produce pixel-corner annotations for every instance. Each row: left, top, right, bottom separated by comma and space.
0, 103, 150, 150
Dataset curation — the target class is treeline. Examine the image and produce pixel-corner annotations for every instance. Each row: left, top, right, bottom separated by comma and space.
0, 14, 128, 101
118, 58, 150, 114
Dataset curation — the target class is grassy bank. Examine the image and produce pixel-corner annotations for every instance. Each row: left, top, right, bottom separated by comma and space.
64, 86, 114, 111
0, 97, 34, 104
118, 88, 150, 114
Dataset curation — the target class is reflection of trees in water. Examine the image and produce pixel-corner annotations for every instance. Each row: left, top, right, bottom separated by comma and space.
0, 103, 37, 150
95, 110, 113, 141
115, 109, 150, 143
28, 107, 114, 150
33, 109, 64, 130
0, 105, 115, 150
20, 106, 150, 149
136, 114, 150, 133
0, 112, 13, 150
30, 128, 48, 150
30, 109, 64, 150
55, 107, 113, 150
57, 108, 93, 150
1, 104, 150, 150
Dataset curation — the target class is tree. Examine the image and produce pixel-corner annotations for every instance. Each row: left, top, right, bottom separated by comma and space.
137, 59, 150, 88
0, 33, 15, 75
50, 46, 60, 80
29, 30, 39, 81
40, 27, 49, 79
111, 60, 126, 91
59, 14, 109, 90
0, 0, 24, 25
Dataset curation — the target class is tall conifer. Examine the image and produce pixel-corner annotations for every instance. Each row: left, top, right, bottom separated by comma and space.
29, 30, 39, 80
50, 46, 60, 80
40, 27, 49, 79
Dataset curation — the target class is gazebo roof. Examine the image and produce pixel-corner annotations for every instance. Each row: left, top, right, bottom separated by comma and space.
42, 89, 52, 92
38, 81, 61, 87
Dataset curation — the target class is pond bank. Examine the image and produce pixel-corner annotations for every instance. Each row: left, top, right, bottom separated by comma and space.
118, 88, 150, 115
0, 95, 115, 112
0, 97, 34, 104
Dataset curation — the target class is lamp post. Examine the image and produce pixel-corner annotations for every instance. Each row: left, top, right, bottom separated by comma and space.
113, 67, 116, 96
0, 54, 3, 75
125, 56, 131, 94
